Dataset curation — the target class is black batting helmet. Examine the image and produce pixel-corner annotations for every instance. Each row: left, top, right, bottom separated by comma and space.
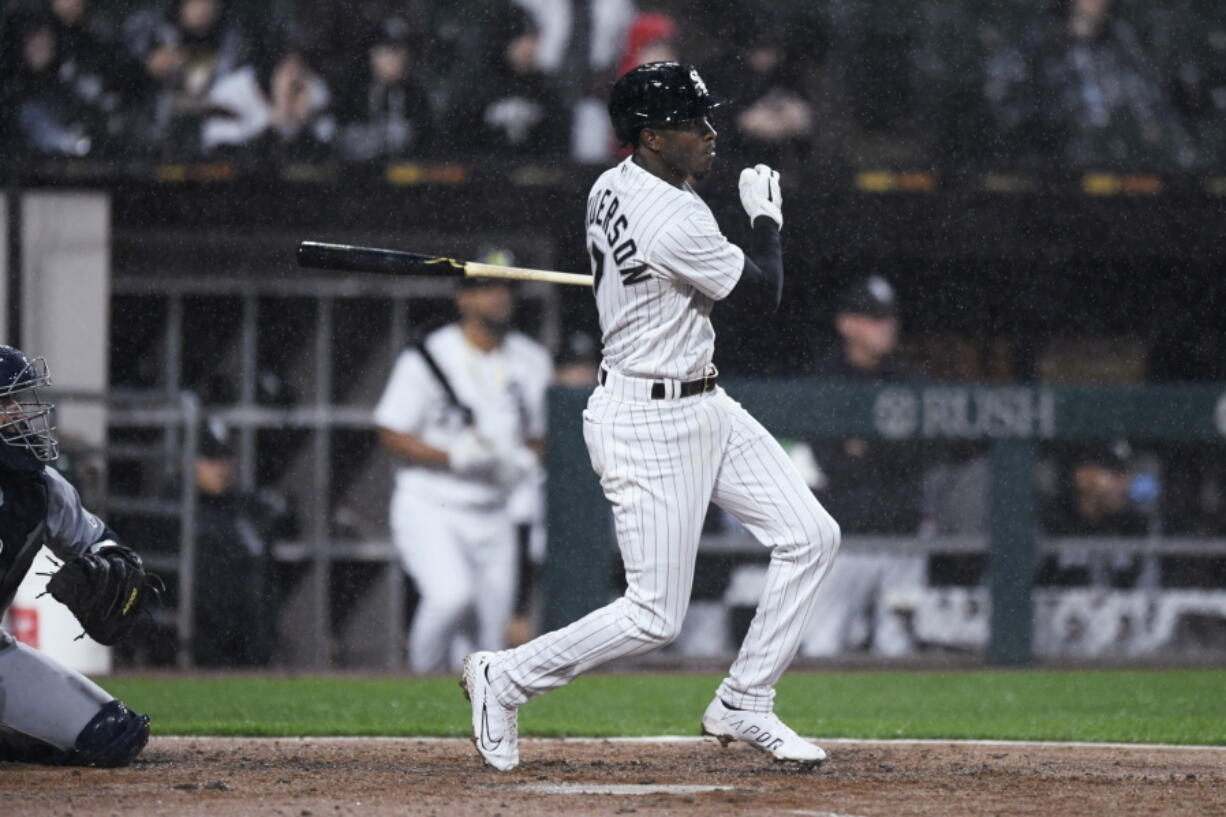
608, 61, 724, 147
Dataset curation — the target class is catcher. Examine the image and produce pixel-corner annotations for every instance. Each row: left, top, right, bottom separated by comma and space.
0, 345, 161, 766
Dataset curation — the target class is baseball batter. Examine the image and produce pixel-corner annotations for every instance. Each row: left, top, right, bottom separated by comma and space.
462, 61, 840, 771
0, 345, 154, 766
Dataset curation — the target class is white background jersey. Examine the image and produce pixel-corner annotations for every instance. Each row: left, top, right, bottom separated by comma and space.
373, 324, 553, 508
587, 156, 745, 380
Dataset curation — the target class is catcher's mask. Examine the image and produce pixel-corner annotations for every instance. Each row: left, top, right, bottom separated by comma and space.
0, 345, 58, 463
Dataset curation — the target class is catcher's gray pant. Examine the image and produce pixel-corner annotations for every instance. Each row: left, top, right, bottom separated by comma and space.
0, 628, 113, 752
490, 385, 840, 713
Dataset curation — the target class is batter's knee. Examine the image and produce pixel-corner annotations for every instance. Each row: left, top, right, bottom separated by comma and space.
70, 700, 151, 767
797, 505, 841, 564
626, 607, 686, 648
636, 620, 685, 647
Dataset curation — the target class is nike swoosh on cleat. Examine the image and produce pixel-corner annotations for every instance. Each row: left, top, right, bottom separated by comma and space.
479, 702, 502, 751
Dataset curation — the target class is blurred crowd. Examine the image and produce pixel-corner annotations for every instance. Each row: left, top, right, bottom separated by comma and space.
2, 0, 1225, 170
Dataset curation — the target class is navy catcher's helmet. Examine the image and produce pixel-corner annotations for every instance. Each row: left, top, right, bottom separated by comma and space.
608, 61, 724, 147
0, 345, 58, 465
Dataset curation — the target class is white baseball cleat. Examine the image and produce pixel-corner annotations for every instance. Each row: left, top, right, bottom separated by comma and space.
460, 652, 519, 771
700, 698, 827, 766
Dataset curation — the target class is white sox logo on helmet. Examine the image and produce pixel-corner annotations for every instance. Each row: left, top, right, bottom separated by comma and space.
690, 68, 709, 96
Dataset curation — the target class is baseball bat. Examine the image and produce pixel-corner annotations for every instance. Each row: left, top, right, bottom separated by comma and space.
296, 241, 594, 287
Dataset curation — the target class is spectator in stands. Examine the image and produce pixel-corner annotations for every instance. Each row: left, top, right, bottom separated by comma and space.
44, 0, 139, 80
984, 0, 1200, 169
513, 0, 635, 79
2, 0, 153, 158
1163, 10, 1226, 170
898, 0, 996, 165
456, 3, 566, 158
190, 419, 281, 667
40, 0, 147, 122
802, 275, 926, 657
603, 11, 681, 158
336, 14, 434, 161
123, 0, 250, 156
706, 14, 815, 169
613, 12, 678, 79
202, 33, 335, 159
511, 0, 636, 162
284, 0, 428, 95
0, 12, 113, 156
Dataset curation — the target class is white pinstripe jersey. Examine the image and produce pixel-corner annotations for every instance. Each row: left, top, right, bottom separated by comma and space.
586, 156, 745, 380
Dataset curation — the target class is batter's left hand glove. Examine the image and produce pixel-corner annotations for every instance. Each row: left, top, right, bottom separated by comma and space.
738, 164, 783, 229
44, 543, 165, 646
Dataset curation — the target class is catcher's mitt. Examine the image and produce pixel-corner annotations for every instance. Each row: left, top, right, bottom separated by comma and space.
44, 543, 164, 646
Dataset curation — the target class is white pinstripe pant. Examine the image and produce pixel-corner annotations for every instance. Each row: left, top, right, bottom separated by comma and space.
490, 384, 840, 713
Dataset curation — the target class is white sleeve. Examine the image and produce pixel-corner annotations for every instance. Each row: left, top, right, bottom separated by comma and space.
43, 468, 110, 560
650, 206, 745, 301
372, 350, 435, 436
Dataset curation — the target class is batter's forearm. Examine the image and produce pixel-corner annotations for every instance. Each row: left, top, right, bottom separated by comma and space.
730, 218, 783, 312
377, 428, 450, 468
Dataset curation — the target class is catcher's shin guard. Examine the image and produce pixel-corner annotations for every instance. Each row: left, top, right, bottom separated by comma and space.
68, 700, 151, 767
0, 701, 148, 767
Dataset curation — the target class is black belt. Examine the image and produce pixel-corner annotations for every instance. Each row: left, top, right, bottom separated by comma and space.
599, 368, 718, 399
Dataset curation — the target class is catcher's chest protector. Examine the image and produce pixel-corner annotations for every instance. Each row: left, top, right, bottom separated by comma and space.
0, 471, 49, 612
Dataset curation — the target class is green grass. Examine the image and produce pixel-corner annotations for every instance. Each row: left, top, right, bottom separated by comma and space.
103, 669, 1226, 745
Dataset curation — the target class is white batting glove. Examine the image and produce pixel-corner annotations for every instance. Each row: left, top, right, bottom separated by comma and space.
493, 445, 539, 489
738, 164, 783, 229
448, 431, 499, 478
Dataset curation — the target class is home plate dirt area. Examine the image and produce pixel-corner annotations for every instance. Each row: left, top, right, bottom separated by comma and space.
3, 737, 1224, 817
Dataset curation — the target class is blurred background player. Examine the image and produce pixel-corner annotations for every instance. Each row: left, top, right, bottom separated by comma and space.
803, 275, 926, 656
1041, 439, 1148, 538
0, 345, 153, 766
374, 272, 552, 673
1038, 439, 1154, 589
811, 275, 923, 532
189, 418, 285, 667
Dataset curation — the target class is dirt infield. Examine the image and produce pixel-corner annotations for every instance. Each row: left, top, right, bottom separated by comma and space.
3, 737, 1225, 817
